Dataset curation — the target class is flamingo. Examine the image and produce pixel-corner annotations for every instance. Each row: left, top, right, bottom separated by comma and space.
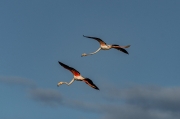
81, 35, 130, 57
57, 61, 99, 90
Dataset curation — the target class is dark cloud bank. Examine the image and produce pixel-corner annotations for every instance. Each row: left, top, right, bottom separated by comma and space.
29, 88, 62, 107
99, 86, 180, 119
1, 76, 180, 119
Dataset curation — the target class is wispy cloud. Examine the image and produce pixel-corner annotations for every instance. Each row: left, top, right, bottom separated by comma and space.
0, 76, 36, 88
2, 76, 180, 119
0, 76, 63, 107
29, 88, 62, 107
91, 86, 180, 119
100, 104, 178, 119
55, 84, 180, 119
121, 86, 180, 111
62, 99, 102, 113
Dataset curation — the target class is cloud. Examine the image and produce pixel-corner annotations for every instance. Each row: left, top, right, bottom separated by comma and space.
102, 85, 180, 111
0, 76, 36, 88
100, 104, 179, 119
121, 86, 180, 111
63, 99, 102, 113
0, 76, 63, 107
2, 76, 180, 119
58, 84, 180, 119
97, 86, 180, 119
28, 85, 180, 119
29, 88, 62, 107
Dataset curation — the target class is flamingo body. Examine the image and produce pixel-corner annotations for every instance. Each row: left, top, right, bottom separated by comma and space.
101, 45, 111, 50
58, 61, 99, 90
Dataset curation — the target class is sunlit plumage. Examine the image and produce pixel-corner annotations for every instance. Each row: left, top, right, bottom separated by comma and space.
57, 61, 99, 90
81, 35, 130, 57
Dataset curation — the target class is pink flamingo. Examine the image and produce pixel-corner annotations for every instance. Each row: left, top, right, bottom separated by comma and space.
82, 35, 130, 57
57, 61, 99, 90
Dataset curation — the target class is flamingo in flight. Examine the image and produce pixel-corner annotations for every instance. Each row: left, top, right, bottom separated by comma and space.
57, 61, 99, 90
81, 35, 130, 57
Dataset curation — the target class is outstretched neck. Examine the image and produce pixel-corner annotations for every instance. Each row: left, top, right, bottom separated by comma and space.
62, 82, 69, 85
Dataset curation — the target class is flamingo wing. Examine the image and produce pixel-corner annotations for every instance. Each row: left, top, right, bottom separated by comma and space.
58, 61, 80, 76
83, 35, 106, 46
112, 45, 129, 54
83, 78, 99, 90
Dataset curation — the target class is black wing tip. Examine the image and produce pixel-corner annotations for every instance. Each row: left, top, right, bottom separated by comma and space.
125, 52, 129, 55
84, 78, 100, 90
83, 35, 88, 38
119, 48, 129, 55
58, 61, 65, 66
95, 87, 100, 90
124, 52, 129, 55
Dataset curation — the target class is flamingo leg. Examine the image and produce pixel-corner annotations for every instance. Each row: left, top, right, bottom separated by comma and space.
82, 47, 101, 57
57, 78, 75, 86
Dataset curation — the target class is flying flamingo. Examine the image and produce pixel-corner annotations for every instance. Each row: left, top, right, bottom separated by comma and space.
81, 35, 130, 57
57, 61, 99, 90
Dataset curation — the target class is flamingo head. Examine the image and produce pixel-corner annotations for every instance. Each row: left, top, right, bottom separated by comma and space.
57, 82, 63, 87
81, 53, 87, 57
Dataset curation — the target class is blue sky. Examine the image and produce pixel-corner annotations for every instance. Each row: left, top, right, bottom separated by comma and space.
0, 0, 180, 119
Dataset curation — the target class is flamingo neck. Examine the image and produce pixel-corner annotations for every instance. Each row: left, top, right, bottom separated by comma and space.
63, 82, 69, 85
